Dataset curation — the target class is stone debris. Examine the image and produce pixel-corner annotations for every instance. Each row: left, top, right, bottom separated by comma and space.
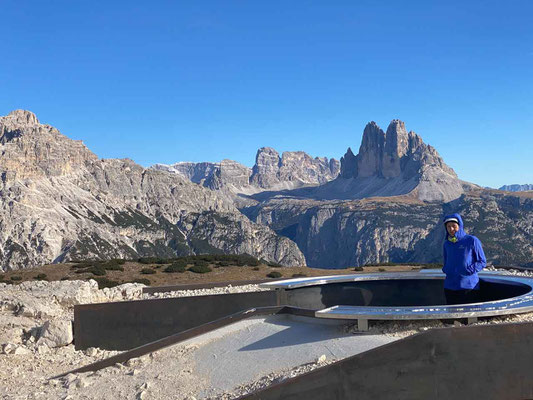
0, 272, 532, 398
37, 319, 74, 348
143, 284, 269, 299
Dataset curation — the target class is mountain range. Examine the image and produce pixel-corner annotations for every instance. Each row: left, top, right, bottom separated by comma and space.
499, 184, 533, 192
1, 110, 531, 271
0, 110, 305, 271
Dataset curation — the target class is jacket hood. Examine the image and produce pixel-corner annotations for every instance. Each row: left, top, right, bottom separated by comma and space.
443, 213, 466, 240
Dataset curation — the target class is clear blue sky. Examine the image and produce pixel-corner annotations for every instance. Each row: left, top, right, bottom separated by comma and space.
2, 0, 532, 188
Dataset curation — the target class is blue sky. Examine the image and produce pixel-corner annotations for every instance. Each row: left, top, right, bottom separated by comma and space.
2, 0, 532, 188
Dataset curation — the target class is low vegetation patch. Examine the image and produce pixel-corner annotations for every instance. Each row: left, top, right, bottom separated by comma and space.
188, 265, 212, 274
131, 278, 151, 286
138, 257, 168, 265
164, 263, 186, 273
10, 276, 22, 281
267, 262, 283, 268
71, 259, 125, 276
267, 271, 282, 278
34, 273, 48, 281
94, 277, 120, 289
140, 268, 156, 275
74, 265, 107, 276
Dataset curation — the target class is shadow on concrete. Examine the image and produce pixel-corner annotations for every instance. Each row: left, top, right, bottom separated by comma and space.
238, 316, 356, 351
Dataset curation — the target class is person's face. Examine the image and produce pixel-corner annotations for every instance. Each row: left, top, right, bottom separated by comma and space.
446, 222, 460, 237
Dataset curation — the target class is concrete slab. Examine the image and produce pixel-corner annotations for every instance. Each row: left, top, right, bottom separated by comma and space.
191, 314, 398, 397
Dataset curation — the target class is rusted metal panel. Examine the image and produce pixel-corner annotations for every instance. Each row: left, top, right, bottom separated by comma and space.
74, 290, 279, 350
241, 322, 533, 400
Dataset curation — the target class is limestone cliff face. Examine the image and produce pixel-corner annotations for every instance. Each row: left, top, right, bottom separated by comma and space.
0, 110, 98, 182
499, 184, 533, 192
153, 160, 251, 191
0, 111, 305, 271
246, 190, 533, 268
156, 148, 340, 195
250, 148, 340, 190
313, 120, 475, 202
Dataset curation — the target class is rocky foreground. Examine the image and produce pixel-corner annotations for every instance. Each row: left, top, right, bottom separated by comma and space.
1, 271, 533, 399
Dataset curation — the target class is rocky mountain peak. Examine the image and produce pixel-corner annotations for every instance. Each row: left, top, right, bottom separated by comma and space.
8, 109, 39, 125
249, 147, 339, 189
0, 110, 98, 181
340, 119, 451, 180
333, 120, 469, 201
385, 119, 409, 159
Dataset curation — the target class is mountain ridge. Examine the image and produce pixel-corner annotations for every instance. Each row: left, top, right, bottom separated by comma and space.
0, 110, 305, 271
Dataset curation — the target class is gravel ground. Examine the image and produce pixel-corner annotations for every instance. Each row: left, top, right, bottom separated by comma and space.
1, 268, 533, 399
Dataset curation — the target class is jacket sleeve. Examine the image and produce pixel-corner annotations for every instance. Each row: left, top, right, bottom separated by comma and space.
442, 242, 447, 273
466, 237, 486, 274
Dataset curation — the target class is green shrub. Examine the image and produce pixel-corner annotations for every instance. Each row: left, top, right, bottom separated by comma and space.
61, 276, 70, 281
252, 266, 260, 271
10, 276, 22, 281
141, 268, 156, 275
34, 273, 48, 281
164, 263, 186, 273
267, 271, 282, 278
353, 266, 364, 272
291, 273, 307, 278
138, 257, 168, 265
193, 260, 209, 267
94, 277, 120, 289
102, 260, 124, 271
218, 261, 231, 267
267, 262, 283, 268
378, 268, 386, 272
71, 261, 95, 269
131, 278, 151, 286
188, 265, 212, 274
88, 266, 107, 276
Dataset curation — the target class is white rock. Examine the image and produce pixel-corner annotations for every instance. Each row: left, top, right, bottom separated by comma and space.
316, 354, 327, 364
37, 320, 73, 348
13, 345, 32, 355
84, 347, 98, 357
3, 343, 17, 354
137, 391, 148, 400
36, 343, 50, 354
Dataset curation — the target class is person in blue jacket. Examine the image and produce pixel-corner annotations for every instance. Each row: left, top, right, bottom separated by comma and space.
442, 213, 487, 305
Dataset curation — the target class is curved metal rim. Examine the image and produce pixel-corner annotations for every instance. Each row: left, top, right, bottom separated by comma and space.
260, 271, 533, 320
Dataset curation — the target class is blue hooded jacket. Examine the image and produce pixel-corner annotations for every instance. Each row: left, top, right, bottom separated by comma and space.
442, 213, 486, 290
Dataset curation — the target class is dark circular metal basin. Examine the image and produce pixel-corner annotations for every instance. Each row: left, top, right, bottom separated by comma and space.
260, 271, 533, 321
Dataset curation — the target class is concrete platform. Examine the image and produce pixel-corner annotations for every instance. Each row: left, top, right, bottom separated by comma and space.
189, 314, 398, 397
